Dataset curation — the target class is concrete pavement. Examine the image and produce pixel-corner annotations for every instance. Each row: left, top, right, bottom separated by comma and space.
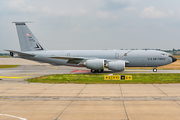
0, 83, 180, 120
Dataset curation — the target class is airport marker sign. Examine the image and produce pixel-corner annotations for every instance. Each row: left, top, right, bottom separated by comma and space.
104, 75, 132, 80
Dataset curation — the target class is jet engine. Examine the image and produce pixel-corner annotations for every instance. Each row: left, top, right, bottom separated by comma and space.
85, 59, 104, 70
107, 61, 125, 71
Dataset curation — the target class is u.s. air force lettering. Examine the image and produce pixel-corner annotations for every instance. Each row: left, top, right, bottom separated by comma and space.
148, 58, 165, 60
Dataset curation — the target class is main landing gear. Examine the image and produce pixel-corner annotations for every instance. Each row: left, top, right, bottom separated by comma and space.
91, 69, 104, 73
153, 68, 157, 72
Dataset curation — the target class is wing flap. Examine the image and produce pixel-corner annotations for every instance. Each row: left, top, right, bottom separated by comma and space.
49, 56, 85, 60
49, 56, 86, 64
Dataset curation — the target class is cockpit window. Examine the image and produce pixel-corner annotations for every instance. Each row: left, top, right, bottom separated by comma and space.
161, 53, 170, 56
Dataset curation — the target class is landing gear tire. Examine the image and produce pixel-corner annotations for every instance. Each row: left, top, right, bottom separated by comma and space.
10, 52, 13, 57
97, 69, 104, 73
91, 69, 104, 73
153, 68, 157, 72
91, 69, 96, 73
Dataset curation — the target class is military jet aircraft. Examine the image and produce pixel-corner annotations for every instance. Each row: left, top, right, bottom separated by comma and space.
5, 22, 177, 73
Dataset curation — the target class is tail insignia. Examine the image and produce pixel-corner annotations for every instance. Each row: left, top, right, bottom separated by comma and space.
26, 33, 31, 36
35, 43, 44, 50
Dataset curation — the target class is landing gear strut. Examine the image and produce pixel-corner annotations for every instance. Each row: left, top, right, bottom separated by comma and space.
97, 69, 104, 73
153, 68, 157, 72
91, 69, 104, 73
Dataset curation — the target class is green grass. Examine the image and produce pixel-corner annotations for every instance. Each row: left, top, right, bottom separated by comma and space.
0, 56, 12, 58
0, 65, 19, 69
27, 73, 180, 84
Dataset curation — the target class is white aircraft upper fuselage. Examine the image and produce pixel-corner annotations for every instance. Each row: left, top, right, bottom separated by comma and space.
5, 22, 177, 73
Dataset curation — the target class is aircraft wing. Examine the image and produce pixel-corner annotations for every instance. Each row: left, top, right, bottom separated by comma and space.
49, 56, 129, 64
4, 49, 35, 57
49, 56, 88, 64
49, 56, 85, 60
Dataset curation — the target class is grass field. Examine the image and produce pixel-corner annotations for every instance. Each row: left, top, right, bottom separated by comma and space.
0, 56, 11, 58
0, 65, 19, 69
27, 73, 180, 84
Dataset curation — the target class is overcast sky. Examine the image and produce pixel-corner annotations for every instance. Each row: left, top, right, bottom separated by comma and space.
1, 0, 180, 52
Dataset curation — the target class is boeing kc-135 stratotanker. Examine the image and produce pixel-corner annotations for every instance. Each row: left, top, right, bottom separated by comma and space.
5, 22, 177, 73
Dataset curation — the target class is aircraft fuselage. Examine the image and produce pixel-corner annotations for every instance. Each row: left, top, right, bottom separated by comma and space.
22, 49, 174, 67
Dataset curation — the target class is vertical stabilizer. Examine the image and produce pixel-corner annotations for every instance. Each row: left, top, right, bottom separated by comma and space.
13, 22, 45, 51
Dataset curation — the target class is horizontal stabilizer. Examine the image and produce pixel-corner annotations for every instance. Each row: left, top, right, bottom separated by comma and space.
4, 49, 35, 57
12, 21, 34, 24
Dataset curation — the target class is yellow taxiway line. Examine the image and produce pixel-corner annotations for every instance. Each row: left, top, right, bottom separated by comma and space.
0, 76, 28, 79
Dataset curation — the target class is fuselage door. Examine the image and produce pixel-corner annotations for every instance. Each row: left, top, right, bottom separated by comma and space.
67, 53, 70, 57
115, 53, 119, 59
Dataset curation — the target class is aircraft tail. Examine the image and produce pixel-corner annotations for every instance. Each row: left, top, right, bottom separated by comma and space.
13, 22, 45, 51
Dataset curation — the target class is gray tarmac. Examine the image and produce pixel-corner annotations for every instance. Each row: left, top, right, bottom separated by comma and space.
0, 58, 180, 120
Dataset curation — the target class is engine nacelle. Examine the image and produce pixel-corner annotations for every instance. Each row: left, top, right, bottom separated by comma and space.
85, 59, 104, 70
107, 61, 125, 71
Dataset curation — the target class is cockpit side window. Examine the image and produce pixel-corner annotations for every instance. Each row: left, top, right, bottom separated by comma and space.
161, 53, 169, 56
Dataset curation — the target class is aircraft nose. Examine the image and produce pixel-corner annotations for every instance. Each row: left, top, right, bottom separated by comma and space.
169, 55, 177, 62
